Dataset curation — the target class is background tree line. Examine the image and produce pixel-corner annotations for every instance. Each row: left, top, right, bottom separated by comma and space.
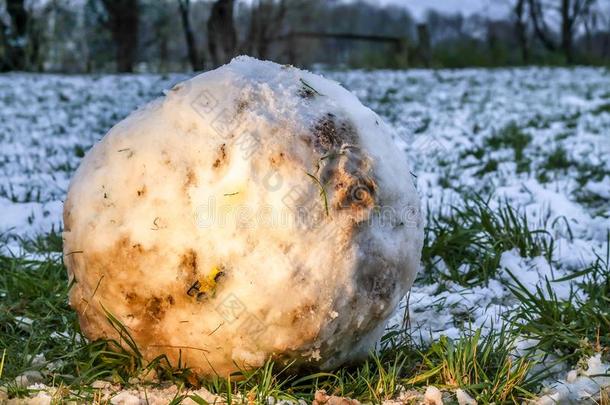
1, 0, 609, 73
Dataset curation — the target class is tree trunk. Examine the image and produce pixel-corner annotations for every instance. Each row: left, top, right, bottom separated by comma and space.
581, 0, 596, 57
416, 24, 431, 67
5, 0, 29, 71
561, 0, 574, 63
207, 0, 237, 67
583, 11, 594, 54
178, 0, 203, 71
244, 0, 287, 60
514, 0, 529, 63
527, 0, 557, 51
101, 0, 139, 73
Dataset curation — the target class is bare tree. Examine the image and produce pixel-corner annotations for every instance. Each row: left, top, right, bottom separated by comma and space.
417, 23, 431, 67
581, 0, 597, 54
152, 3, 172, 72
528, 0, 596, 63
244, 0, 287, 60
101, 0, 139, 72
560, 0, 579, 62
599, 6, 610, 58
178, 0, 204, 71
514, 0, 530, 62
207, 0, 237, 67
0, 19, 6, 70
3, 0, 29, 70
528, 0, 557, 51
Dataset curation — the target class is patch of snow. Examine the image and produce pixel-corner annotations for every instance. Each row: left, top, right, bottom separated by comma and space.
536, 354, 610, 404
424, 386, 443, 405
456, 388, 477, 405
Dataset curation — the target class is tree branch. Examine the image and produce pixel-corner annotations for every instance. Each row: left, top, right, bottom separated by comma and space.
527, 0, 557, 50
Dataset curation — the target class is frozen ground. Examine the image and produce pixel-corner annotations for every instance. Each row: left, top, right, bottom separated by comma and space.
0, 67, 609, 403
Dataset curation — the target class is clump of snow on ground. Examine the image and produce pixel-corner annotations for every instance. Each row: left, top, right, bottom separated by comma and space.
536, 354, 610, 404
2, 382, 222, 405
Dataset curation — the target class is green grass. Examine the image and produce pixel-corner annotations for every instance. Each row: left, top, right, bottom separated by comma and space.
1, 230, 608, 403
475, 159, 499, 177
17, 226, 63, 254
574, 162, 609, 187
542, 146, 571, 172
459, 123, 534, 177
0, 249, 197, 401
406, 327, 544, 404
507, 236, 610, 365
537, 148, 609, 212
485, 123, 532, 173
421, 196, 553, 286
525, 115, 550, 129
592, 103, 610, 115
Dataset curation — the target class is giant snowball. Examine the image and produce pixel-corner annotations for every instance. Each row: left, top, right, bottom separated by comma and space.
63, 56, 423, 377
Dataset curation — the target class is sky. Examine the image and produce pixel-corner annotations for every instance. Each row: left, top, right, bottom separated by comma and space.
364, 0, 512, 20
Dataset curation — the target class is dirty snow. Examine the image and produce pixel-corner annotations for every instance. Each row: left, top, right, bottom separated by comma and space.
61, 56, 424, 376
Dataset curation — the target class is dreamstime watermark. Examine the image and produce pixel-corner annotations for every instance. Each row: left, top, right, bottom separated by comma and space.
176, 80, 433, 340
179, 77, 433, 239
182, 79, 447, 166
186, 83, 272, 161
194, 196, 420, 231
411, 133, 448, 156
215, 293, 267, 340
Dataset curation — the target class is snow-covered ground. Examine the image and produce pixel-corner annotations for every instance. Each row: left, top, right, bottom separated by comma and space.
360, 67, 610, 338
1, 66, 609, 402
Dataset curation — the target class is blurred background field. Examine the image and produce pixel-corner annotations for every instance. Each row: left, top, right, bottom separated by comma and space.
2, 0, 610, 73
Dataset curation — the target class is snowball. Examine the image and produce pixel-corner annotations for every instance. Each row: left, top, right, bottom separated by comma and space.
456, 389, 477, 405
63, 56, 423, 376
424, 386, 443, 405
